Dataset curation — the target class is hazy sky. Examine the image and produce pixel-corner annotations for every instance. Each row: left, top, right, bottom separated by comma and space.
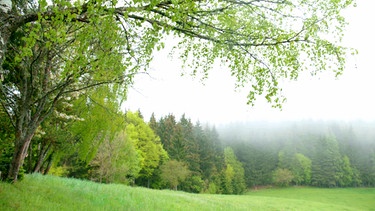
124, 0, 375, 124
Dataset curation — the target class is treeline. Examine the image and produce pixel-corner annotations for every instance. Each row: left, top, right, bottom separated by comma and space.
219, 120, 375, 188
2, 107, 374, 193
145, 113, 246, 194
0, 109, 246, 194
60, 112, 247, 194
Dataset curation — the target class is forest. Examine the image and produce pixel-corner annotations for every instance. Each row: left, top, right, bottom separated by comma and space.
219, 120, 375, 188
2, 107, 374, 194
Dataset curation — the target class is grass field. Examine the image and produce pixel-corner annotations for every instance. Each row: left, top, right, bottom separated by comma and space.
1, 174, 374, 211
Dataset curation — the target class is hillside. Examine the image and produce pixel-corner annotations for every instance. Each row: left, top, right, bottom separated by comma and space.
1, 174, 374, 210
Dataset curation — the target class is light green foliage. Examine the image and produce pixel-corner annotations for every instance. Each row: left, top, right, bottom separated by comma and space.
224, 163, 235, 193
337, 155, 354, 187
206, 181, 219, 194
32, 86, 127, 180
171, 0, 355, 107
1, 0, 355, 181
223, 147, 246, 194
1, 0, 140, 180
90, 131, 141, 184
160, 160, 190, 190
273, 168, 294, 187
291, 153, 312, 185
48, 166, 69, 177
69, 87, 125, 163
125, 111, 168, 180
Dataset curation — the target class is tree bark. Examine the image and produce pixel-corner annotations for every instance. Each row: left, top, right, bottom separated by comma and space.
42, 152, 54, 175
33, 142, 52, 173
27, 142, 33, 172
8, 132, 34, 181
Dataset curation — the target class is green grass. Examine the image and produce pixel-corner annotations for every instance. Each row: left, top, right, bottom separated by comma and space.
1, 174, 374, 211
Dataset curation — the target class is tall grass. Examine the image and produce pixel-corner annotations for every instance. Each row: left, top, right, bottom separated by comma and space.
1, 174, 374, 210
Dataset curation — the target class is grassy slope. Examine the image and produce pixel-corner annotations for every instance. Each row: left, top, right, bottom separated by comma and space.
1, 174, 374, 211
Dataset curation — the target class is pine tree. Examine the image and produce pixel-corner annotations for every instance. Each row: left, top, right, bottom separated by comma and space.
311, 134, 342, 187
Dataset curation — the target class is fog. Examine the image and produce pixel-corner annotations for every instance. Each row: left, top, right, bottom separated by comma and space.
218, 119, 375, 145
124, 0, 375, 124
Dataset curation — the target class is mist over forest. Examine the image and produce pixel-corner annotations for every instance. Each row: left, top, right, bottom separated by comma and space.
217, 119, 375, 188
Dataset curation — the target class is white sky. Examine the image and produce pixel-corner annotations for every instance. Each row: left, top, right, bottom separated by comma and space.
123, 0, 375, 124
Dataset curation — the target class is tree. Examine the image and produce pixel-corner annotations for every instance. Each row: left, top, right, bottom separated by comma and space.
223, 147, 246, 194
336, 155, 354, 187
1, 0, 133, 181
90, 131, 141, 184
160, 159, 190, 190
45, 92, 129, 180
0, 106, 16, 180
1, 0, 355, 181
148, 113, 158, 132
291, 153, 312, 185
152, 114, 225, 193
273, 168, 294, 187
179, 115, 200, 174
233, 142, 278, 187
125, 111, 168, 187
311, 134, 343, 187
157, 114, 183, 160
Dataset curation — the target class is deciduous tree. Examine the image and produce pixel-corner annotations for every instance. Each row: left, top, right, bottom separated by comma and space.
160, 159, 190, 190
223, 147, 246, 194
273, 168, 294, 187
125, 111, 168, 186
291, 153, 312, 185
90, 131, 141, 184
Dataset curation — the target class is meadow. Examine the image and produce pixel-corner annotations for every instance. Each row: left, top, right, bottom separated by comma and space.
1, 174, 374, 211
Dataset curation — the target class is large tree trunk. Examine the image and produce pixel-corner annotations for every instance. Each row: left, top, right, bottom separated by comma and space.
8, 131, 34, 181
7, 109, 50, 181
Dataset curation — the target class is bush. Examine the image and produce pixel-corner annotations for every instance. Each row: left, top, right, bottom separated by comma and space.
273, 168, 294, 187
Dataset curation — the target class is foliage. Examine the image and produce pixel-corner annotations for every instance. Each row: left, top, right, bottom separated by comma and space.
0, 109, 15, 181
89, 131, 141, 185
291, 153, 312, 185
48, 166, 69, 177
0, 0, 355, 181
233, 142, 278, 187
160, 160, 190, 190
70, 87, 126, 163
180, 175, 205, 193
223, 147, 246, 194
125, 111, 168, 183
311, 134, 343, 187
220, 120, 375, 188
41, 87, 127, 180
151, 114, 224, 193
273, 168, 294, 187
